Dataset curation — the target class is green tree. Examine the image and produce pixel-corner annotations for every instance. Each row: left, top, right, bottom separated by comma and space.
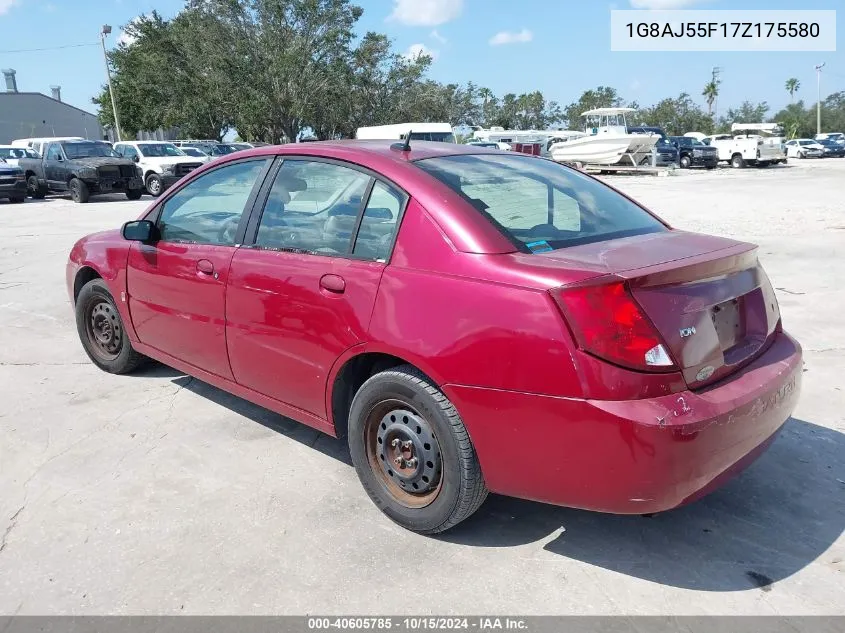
785, 78, 801, 103
637, 93, 714, 136
561, 87, 623, 130
702, 79, 720, 116
716, 100, 770, 132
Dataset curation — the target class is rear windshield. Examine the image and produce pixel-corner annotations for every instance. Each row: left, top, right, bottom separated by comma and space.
415, 154, 666, 252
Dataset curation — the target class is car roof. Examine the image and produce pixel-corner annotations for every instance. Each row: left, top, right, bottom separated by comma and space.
248, 140, 497, 163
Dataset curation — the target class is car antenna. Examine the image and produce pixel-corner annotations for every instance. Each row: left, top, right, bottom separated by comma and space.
390, 131, 412, 153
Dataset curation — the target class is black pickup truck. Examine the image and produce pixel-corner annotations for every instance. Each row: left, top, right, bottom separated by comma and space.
18, 140, 143, 203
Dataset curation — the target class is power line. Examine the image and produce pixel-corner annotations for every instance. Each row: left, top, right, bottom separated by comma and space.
0, 42, 99, 54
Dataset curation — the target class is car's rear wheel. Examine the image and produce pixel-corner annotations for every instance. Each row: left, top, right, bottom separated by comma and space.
27, 175, 46, 199
69, 177, 89, 203
145, 173, 163, 197
75, 279, 146, 374
126, 188, 143, 200
348, 365, 487, 534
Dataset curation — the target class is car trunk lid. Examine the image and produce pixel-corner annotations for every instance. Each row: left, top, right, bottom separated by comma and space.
527, 231, 780, 387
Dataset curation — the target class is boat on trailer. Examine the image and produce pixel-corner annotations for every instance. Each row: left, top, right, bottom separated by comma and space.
548, 107, 659, 166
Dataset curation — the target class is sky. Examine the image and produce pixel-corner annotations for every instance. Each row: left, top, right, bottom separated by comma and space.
0, 0, 842, 122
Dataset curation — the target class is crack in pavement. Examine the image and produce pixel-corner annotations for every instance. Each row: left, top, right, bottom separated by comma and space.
0, 505, 25, 554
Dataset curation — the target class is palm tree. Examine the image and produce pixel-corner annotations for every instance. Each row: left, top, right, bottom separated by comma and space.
785, 78, 800, 103
702, 80, 720, 116
478, 87, 494, 127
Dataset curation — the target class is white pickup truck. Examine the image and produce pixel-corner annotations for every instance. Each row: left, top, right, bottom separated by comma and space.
113, 141, 205, 197
701, 133, 786, 168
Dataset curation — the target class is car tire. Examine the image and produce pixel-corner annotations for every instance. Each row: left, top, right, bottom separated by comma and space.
75, 279, 146, 374
145, 173, 163, 197
799, 151, 806, 159
126, 189, 143, 200
731, 154, 746, 169
348, 364, 488, 534
27, 175, 46, 199
679, 155, 691, 169
706, 165, 716, 170
69, 177, 90, 203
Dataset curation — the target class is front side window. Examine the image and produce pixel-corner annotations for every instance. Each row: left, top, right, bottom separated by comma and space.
46, 144, 62, 160
416, 154, 666, 252
158, 159, 268, 245
255, 159, 370, 255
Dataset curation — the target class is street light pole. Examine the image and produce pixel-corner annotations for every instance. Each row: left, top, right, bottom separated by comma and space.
815, 62, 825, 136
100, 24, 122, 142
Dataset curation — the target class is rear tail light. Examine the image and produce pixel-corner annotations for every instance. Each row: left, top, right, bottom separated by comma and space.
551, 282, 677, 372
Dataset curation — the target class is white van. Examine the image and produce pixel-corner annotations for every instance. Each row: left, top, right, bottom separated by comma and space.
12, 137, 84, 157
355, 123, 455, 143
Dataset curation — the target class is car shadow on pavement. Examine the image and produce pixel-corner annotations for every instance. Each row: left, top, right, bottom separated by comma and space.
148, 362, 842, 592
165, 371, 354, 466
439, 417, 845, 592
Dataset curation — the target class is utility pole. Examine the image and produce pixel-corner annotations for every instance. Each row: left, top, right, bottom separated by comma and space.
815, 62, 826, 136
100, 24, 122, 142
711, 66, 722, 120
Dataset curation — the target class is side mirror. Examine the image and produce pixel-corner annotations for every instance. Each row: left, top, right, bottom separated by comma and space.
122, 220, 156, 242
133, 155, 140, 162
55, 154, 63, 161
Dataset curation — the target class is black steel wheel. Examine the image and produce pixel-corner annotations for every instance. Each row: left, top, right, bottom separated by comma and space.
75, 279, 146, 374
348, 364, 487, 534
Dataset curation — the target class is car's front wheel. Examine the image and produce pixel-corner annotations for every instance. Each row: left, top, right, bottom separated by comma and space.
348, 365, 488, 534
75, 279, 146, 374
27, 175, 46, 199
69, 177, 90, 203
679, 155, 691, 169
145, 173, 163, 197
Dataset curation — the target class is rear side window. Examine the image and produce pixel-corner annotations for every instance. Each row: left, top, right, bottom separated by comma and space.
415, 154, 665, 252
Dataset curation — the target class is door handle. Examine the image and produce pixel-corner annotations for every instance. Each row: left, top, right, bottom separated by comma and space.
196, 259, 215, 275
319, 274, 346, 294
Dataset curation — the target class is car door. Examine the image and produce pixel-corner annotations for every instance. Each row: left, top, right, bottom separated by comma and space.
44, 143, 66, 188
226, 158, 407, 418
126, 157, 272, 379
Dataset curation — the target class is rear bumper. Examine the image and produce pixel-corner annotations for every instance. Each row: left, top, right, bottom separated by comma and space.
447, 330, 802, 514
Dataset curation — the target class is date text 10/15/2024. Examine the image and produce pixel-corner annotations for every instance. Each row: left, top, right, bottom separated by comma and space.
307, 617, 528, 630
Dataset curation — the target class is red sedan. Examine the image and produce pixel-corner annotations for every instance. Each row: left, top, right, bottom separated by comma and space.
67, 141, 802, 533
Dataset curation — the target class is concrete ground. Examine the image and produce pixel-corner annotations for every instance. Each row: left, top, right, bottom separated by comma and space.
1, 159, 843, 615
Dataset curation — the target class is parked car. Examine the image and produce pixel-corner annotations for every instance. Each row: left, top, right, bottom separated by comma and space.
814, 132, 845, 145
178, 146, 213, 163
785, 139, 825, 159
627, 126, 679, 166
0, 161, 26, 203
0, 145, 40, 167
667, 136, 719, 169
18, 140, 143, 202
114, 141, 205, 197
67, 141, 802, 533
173, 140, 239, 157
816, 139, 845, 158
